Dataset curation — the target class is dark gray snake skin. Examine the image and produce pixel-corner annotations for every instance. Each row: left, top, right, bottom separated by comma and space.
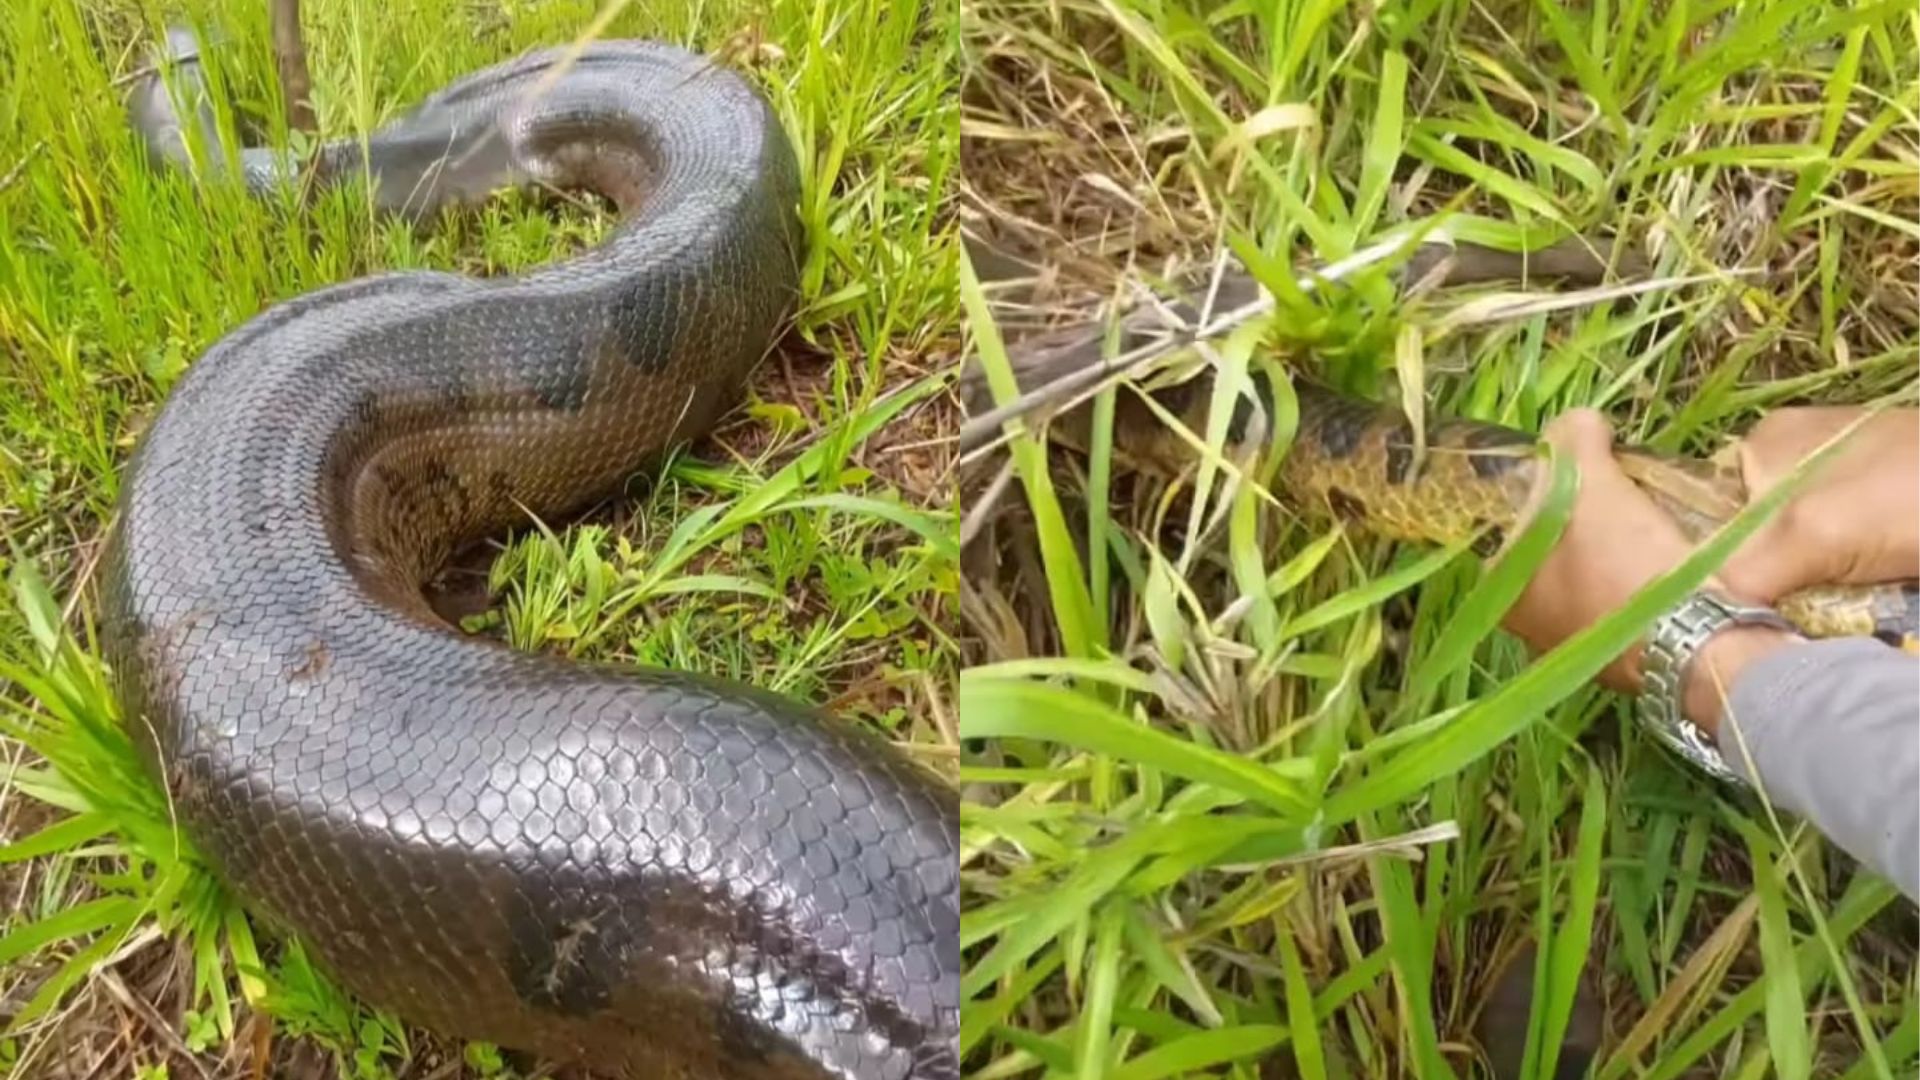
103, 29, 958, 1079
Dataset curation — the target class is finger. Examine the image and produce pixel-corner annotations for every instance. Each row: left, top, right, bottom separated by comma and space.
1717, 512, 1811, 603
1499, 408, 1704, 694
1733, 407, 1864, 495
1542, 406, 1615, 457
1490, 409, 1614, 566
1719, 502, 1882, 601
1717, 411, 1915, 598
1546, 411, 1692, 690
1543, 407, 1637, 500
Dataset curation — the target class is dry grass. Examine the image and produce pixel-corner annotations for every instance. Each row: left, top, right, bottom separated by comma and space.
956, 0, 1917, 1077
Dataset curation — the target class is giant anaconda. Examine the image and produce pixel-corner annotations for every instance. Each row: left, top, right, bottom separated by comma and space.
959, 237, 1920, 649
103, 29, 957, 1079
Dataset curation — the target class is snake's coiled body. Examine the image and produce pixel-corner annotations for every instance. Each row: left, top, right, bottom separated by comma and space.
104, 33, 958, 1078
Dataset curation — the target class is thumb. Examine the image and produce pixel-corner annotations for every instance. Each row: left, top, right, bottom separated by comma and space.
1530, 407, 1629, 513
1541, 407, 1619, 467
1717, 505, 1845, 603
1491, 408, 1620, 565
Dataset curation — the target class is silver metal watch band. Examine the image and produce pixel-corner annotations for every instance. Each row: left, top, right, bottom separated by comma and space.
1636, 590, 1795, 786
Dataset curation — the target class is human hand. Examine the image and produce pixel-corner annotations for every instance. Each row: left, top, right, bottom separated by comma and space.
1498, 410, 1794, 737
1717, 406, 1920, 603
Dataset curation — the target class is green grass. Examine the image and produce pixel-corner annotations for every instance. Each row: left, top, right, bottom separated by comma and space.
5, 0, 1918, 1076
0, 0, 958, 1075
957, 1, 1917, 1078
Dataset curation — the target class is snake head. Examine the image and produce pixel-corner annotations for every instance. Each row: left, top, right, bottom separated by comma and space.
125, 26, 229, 176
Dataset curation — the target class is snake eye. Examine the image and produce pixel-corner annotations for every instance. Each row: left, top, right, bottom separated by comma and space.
1470, 520, 1507, 557
1326, 487, 1368, 521
1460, 425, 1535, 480
1384, 437, 1415, 485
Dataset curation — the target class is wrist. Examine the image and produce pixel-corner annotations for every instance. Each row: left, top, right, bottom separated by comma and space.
1636, 589, 1798, 786
1680, 625, 1799, 740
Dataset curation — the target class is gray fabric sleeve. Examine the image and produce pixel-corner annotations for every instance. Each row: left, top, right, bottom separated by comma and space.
1718, 637, 1920, 902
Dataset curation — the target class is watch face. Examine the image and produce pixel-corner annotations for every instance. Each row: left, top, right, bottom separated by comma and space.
1635, 592, 1751, 789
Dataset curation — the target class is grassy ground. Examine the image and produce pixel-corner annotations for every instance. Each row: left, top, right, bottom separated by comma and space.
0, 0, 958, 1075
956, 1, 1917, 1079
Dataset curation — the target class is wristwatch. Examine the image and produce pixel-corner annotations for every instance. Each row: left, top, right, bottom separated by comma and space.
1636, 590, 1796, 787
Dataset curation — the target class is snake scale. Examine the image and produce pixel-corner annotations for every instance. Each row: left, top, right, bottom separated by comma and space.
960, 237, 1920, 649
104, 30, 957, 1079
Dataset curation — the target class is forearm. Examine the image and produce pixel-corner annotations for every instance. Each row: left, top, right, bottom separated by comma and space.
1708, 637, 1920, 901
